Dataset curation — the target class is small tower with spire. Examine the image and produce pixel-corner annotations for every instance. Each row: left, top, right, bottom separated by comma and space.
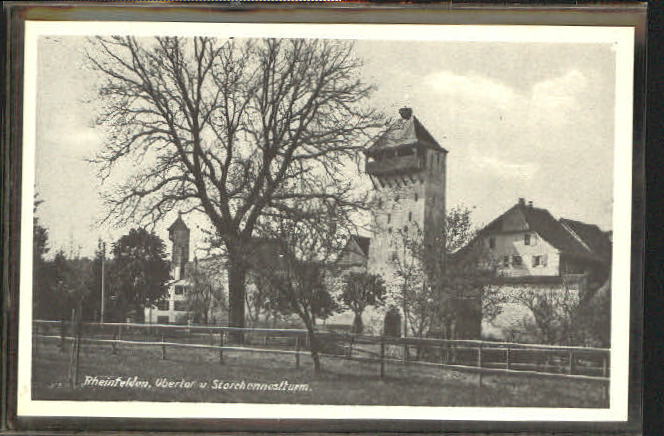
168, 212, 190, 280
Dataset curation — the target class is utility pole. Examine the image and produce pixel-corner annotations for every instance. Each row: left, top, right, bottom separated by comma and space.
100, 242, 106, 323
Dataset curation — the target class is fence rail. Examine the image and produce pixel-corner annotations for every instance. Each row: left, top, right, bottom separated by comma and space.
33, 319, 610, 397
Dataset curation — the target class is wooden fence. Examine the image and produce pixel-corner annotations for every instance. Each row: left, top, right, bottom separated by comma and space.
33, 319, 610, 398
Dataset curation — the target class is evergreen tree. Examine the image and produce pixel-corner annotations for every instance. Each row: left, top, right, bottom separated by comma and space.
108, 228, 171, 322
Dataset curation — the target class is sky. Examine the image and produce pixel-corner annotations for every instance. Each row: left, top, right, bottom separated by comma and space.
33, 36, 616, 259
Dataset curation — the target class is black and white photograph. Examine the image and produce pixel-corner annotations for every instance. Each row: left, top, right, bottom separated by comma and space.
17, 21, 635, 421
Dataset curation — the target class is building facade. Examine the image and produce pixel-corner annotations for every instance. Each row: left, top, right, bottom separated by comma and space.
459, 198, 612, 342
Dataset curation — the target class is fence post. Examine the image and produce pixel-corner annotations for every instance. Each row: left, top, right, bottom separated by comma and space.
380, 338, 385, 379
34, 323, 39, 357
602, 355, 608, 377
67, 310, 76, 388
59, 320, 66, 352
161, 335, 166, 360
477, 342, 483, 391
568, 350, 575, 375
112, 325, 118, 355
219, 330, 224, 364
73, 320, 81, 387
295, 336, 301, 369
602, 355, 609, 403
506, 347, 511, 370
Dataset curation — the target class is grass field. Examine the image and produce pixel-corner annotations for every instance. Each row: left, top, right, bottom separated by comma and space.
32, 340, 608, 408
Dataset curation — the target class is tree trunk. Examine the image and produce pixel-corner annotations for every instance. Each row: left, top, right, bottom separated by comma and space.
306, 326, 322, 374
227, 261, 247, 344
352, 312, 364, 334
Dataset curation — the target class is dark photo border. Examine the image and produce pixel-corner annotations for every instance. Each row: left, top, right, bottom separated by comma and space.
2, 2, 647, 434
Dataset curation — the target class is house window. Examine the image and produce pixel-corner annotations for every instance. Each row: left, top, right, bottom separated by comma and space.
388, 227, 393, 234
174, 301, 187, 311
403, 225, 409, 233
532, 255, 542, 267
157, 316, 169, 324
394, 194, 399, 202
408, 211, 412, 222
489, 237, 496, 249
512, 255, 523, 266
503, 256, 510, 267
387, 214, 391, 224
174, 285, 185, 295
157, 300, 169, 311
524, 234, 531, 245
414, 193, 418, 202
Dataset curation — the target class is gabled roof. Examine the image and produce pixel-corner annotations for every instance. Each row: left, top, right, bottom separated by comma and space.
365, 111, 447, 156
560, 218, 612, 261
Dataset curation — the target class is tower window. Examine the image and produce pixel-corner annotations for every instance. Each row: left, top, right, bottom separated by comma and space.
387, 214, 391, 224
394, 194, 399, 202
489, 237, 496, 249
388, 227, 393, 234
414, 193, 418, 202
524, 234, 531, 245
403, 225, 409, 233
408, 211, 412, 222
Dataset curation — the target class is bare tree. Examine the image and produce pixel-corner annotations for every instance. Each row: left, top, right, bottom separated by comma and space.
389, 205, 502, 344
510, 285, 581, 345
88, 36, 387, 335
250, 201, 346, 374
185, 259, 226, 325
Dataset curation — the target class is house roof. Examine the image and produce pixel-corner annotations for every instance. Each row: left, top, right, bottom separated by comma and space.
365, 112, 447, 156
560, 218, 612, 261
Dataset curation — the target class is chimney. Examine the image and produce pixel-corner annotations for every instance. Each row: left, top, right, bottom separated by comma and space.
399, 107, 413, 120
528, 201, 533, 208
518, 197, 525, 206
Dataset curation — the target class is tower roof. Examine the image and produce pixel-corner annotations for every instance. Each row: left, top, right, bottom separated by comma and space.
365, 108, 447, 156
167, 213, 189, 233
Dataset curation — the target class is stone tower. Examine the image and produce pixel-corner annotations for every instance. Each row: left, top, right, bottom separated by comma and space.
168, 213, 190, 280
364, 107, 447, 281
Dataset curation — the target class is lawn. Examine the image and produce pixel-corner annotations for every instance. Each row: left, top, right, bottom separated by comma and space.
32, 340, 608, 408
